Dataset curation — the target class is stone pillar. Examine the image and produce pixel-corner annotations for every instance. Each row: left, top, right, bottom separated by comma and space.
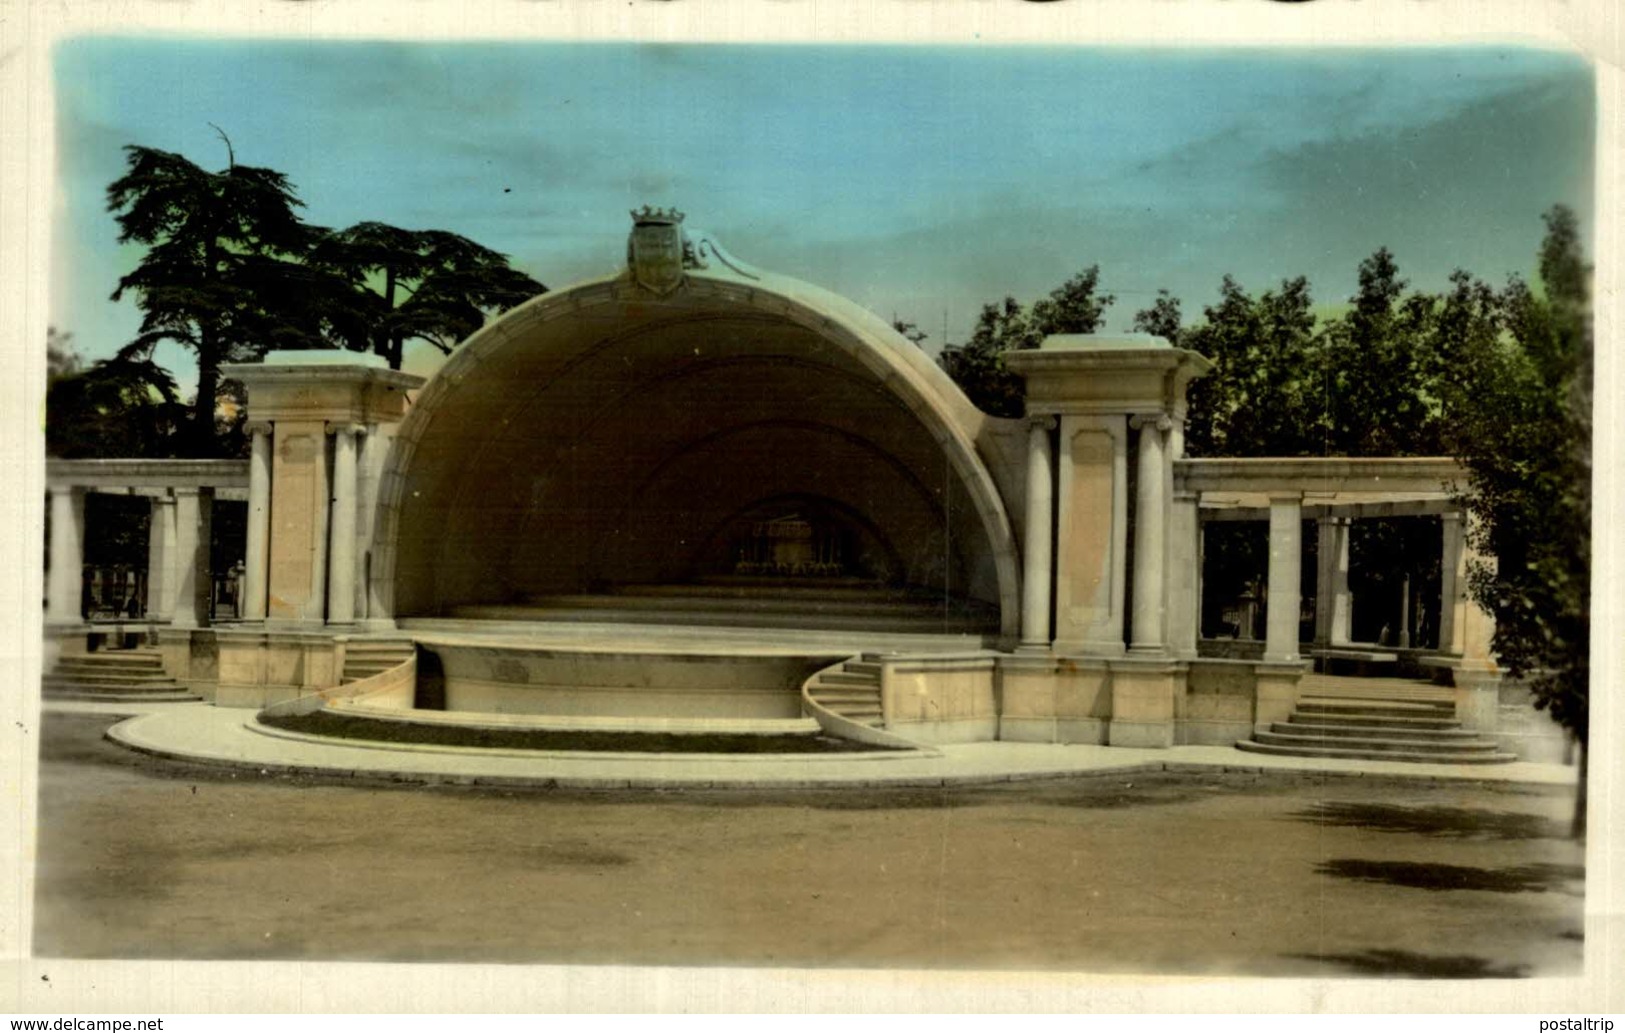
1327, 517, 1352, 646
265, 420, 332, 625
222, 356, 423, 629
1264, 494, 1303, 663
1398, 573, 1413, 648
1438, 510, 1466, 655
146, 497, 173, 617
1168, 490, 1200, 659
153, 495, 178, 619
1459, 534, 1498, 671
326, 422, 362, 624
355, 422, 388, 622
1129, 412, 1171, 653
46, 486, 86, 625
1053, 414, 1130, 655
169, 487, 213, 629
243, 421, 273, 621
1019, 416, 1056, 651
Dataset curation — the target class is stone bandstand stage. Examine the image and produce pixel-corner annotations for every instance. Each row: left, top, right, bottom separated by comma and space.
43, 210, 1549, 767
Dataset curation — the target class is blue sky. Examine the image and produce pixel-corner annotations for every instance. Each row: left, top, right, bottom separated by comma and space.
51, 39, 1594, 388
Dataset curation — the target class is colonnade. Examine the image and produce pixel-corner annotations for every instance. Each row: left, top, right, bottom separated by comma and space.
44, 463, 240, 630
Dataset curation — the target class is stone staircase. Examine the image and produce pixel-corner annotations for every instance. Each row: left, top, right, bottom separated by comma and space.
42, 650, 199, 703
1237, 678, 1515, 764
804, 658, 884, 728
340, 639, 417, 685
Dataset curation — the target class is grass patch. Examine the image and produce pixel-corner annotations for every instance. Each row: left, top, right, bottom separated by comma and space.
260, 711, 906, 754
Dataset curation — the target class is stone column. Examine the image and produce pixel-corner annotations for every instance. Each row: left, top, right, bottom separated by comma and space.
1458, 525, 1498, 672
145, 495, 172, 620
1019, 416, 1056, 650
1398, 573, 1413, 648
243, 421, 273, 621
1167, 490, 1200, 659
355, 422, 387, 622
169, 487, 213, 629
46, 486, 86, 625
1129, 412, 1171, 653
153, 495, 179, 619
1326, 517, 1352, 646
327, 422, 362, 624
1313, 516, 1353, 647
1438, 510, 1466, 655
1264, 494, 1303, 663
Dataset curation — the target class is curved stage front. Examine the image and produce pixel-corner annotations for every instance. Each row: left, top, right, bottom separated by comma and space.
397, 604, 996, 722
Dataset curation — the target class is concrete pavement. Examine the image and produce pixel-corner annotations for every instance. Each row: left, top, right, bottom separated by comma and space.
70, 700, 1582, 791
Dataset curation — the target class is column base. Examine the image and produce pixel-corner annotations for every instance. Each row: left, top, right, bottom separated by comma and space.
1052, 638, 1127, 657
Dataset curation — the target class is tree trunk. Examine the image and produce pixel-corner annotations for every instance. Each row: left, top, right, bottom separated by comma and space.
384, 267, 401, 370
192, 336, 221, 458
1572, 737, 1587, 840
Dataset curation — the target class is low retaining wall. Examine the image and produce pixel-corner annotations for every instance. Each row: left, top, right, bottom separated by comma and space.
877, 652, 999, 744
434, 644, 838, 719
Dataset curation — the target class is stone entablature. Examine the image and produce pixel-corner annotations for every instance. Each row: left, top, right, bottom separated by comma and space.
47, 458, 249, 491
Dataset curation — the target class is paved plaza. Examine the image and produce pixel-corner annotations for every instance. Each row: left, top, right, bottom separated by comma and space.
32, 709, 1585, 976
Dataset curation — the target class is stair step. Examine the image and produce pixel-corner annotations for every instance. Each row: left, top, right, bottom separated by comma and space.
46, 688, 200, 703
843, 661, 883, 677
45, 670, 177, 684
56, 655, 165, 669
45, 683, 195, 699
817, 671, 881, 686
1288, 711, 1462, 730
810, 694, 883, 707
1237, 739, 1516, 765
1255, 730, 1499, 754
1272, 721, 1480, 741
1297, 700, 1456, 719
828, 707, 883, 719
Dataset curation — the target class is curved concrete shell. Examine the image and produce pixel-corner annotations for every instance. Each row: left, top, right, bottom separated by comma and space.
368, 265, 1024, 637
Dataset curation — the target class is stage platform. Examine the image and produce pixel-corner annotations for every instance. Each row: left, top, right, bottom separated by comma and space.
438, 578, 1001, 638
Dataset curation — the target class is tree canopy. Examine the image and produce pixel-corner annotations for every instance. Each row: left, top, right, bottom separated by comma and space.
100, 141, 547, 456
937, 266, 1114, 417
107, 144, 322, 455
312, 221, 545, 370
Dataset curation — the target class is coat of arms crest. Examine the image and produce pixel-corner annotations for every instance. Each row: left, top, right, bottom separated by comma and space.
628, 206, 687, 295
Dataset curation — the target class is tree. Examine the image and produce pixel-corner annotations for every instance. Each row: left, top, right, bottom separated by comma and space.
1031, 265, 1114, 337
1181, 275, 1320, 458
312, 222, 545, 370
938, 267, 1114, 418
1131, 290, 1183, 345
890, 319, 929, 348
1443, 206, 1591, 835
46, 328, 186, 460
1321, 248, 1441, 456
939, 297, 1039, 417
107, 143, 326, 456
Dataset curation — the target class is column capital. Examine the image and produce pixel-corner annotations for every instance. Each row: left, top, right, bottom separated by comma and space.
1024, 414, 1058, 432
325, 421, 365, 437
172, 485, 203, 498
1172, 489, 1200, 503
1440, 509, 1465, 525
245, 420, 273, 437
1129, 411, 1173, 432
1266, 491, 1304, 504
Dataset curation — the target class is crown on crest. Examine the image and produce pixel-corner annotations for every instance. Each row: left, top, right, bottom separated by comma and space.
631, 205, 685, 226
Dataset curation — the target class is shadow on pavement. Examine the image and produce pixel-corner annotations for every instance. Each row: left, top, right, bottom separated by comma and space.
1287, 949, 1530, 978
1317, 859, 1584, 893
1291, 801, 1568, 841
